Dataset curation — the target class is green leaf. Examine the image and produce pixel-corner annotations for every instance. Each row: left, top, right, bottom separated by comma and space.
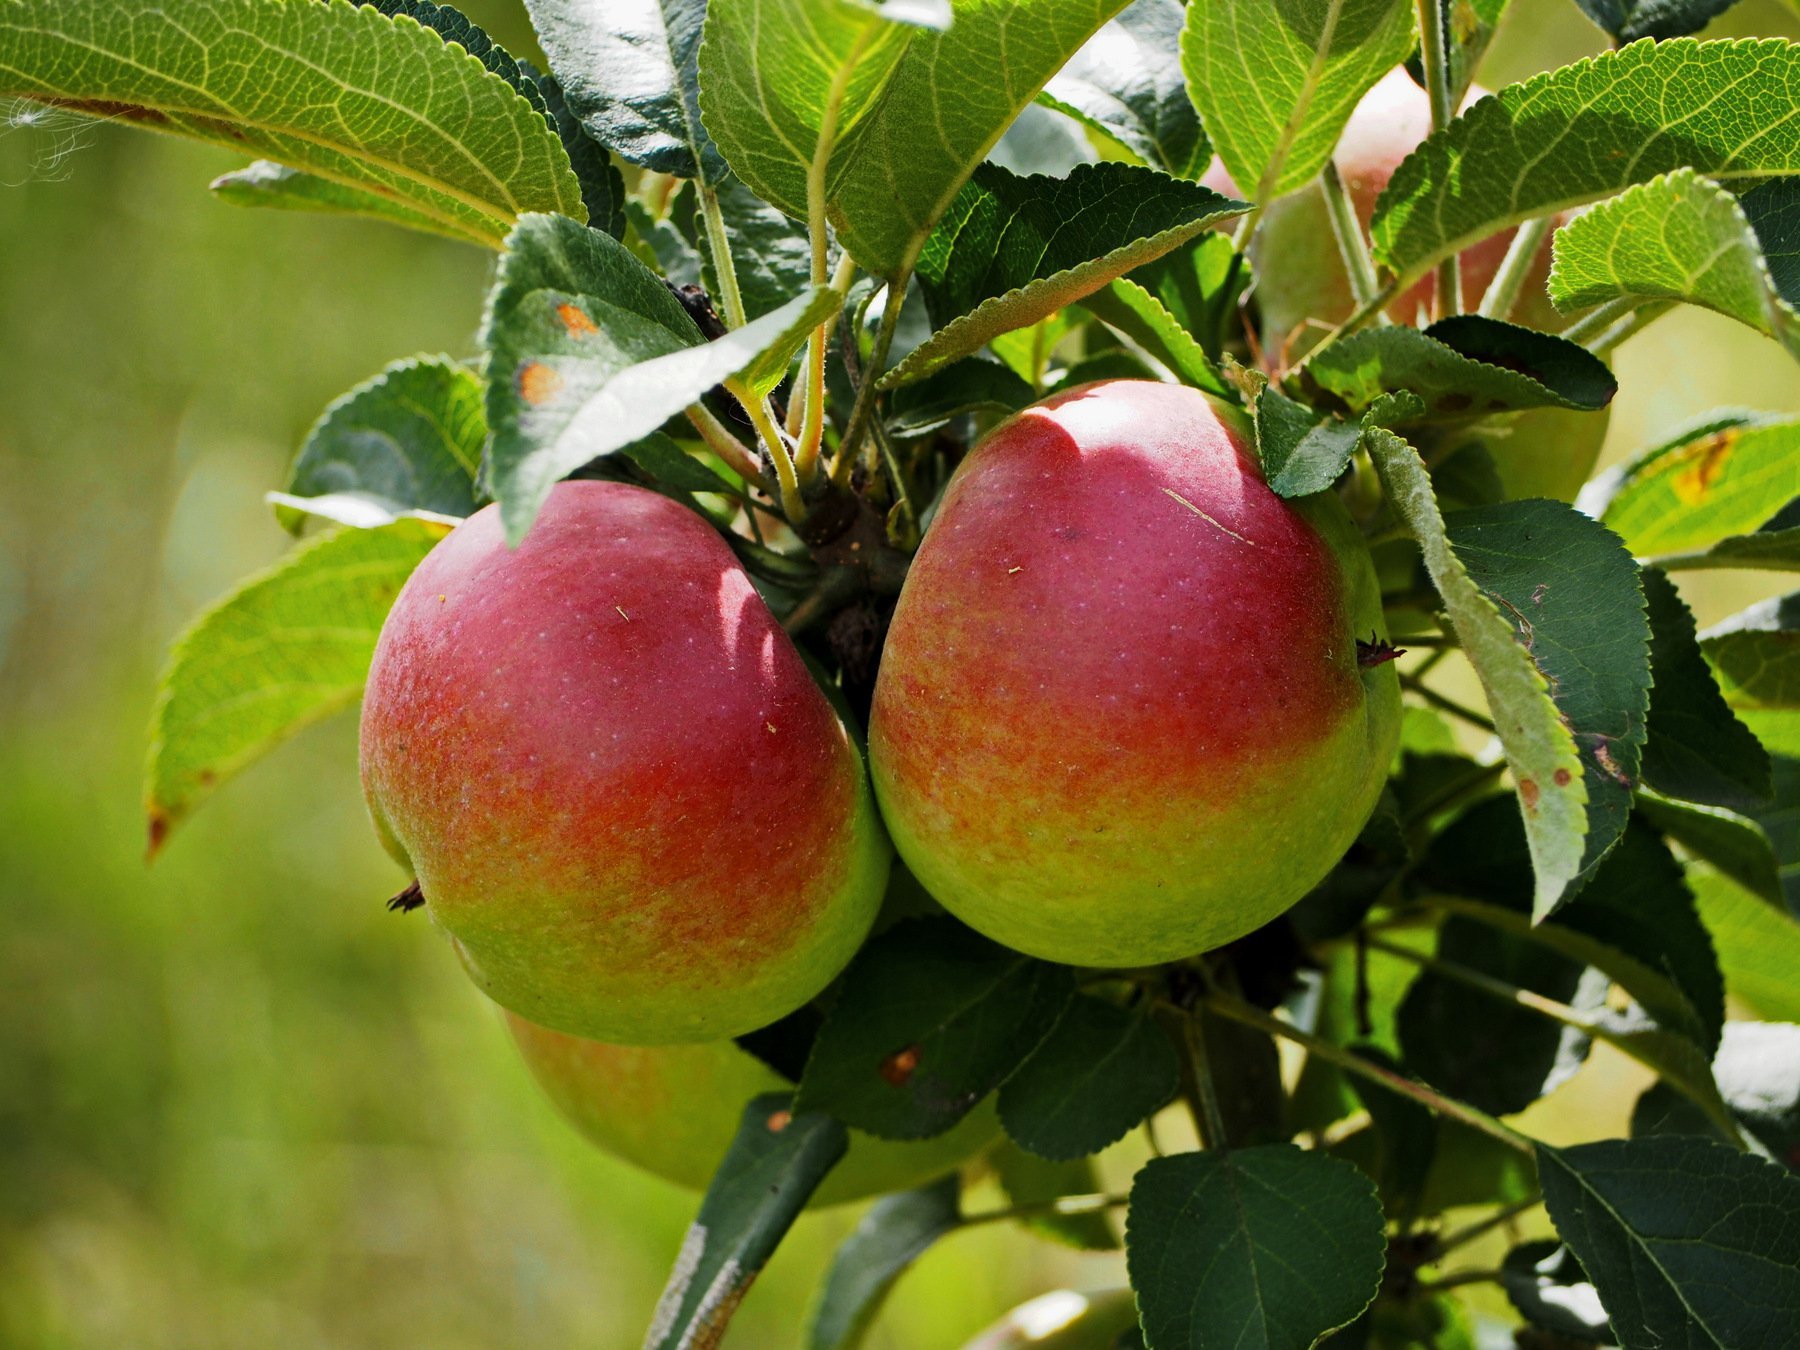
531, 65, 628, 242
1745, 177, 1800, 306
1594, 412, 1800, 558
1641, 568, 1772, 811
1549, 169, 1800, 361
1343, 1045, 1438, 1218
646, 1093, 848, 1350
826, 0, 1139, 279
1571, 0, 1745, 42
1538, 1136, 1800, 1349
1661, 522, 1800, 573
616, 431, 743, 499
1702, 592, 1800, 754
1079, 277, 1230, 396
627, 195, 706, 289
1364, 429, 1590, 914
807, 1175, 960, 1350
210, 161, 472, 242
524, 0, 721, 181
1126, 1146, 1387, 1350
1301, 316, 1618, 421
694, 174, 813, 320
1254, 387, 1365, 499
1447, 498, 1652, 894
699, 0, 947, 234
1179, 0, 1417, 202
1370, 38, 1800, 291
481, 213, 835, 542
144, 520, 447, 854
274, 356, 483, 534
1637, 792, 1783, 907
795, 917, 1075, 1140
885, 357, 1035, 438
1691, 867, 1800, 1021
1123, 231, 1250, 363
1753, 755, 1800, 916
989, 1144, 1121, 1251
996, 998, 1179, 1161
1039, 0, 1208, 178
886, 162, 1247, 386
0, 0, 583, 248
366, 0, 547, 110
1633, 1021, 1800, 1169
1499, 1240, 1613, 1343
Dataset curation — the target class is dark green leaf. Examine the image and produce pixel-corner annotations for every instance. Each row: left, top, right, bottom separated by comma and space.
807, 1175, 961, 1350
1126, 1146, 1386, 1350
694, 174, 812, 321
885, 357, 1035, 438
615, 431, 742, 498
1703, 592, 1800, 756
626, 194, 706, 288
524, 0, 722, 180
1663, 523, 1800, 573
1500, 1240, 1613, 1343
1345, 1045, 1437, 1218
1753, 755, 1800, 917
796, 917, 1075, 1140
1445, 499, 1651, 894
1078, 278, 1229, 395
888, 161, 1248, 385
1745, 177, 1800, 308
997, 998, 1178, 1161
1123, 232, 1248, 363
1571, 0, 1745, 42
1302, 317, 1617, 421
1254, 386, 1364, 499
1633, 1021, 1800, 1169
530, 65, 628, 241
1040, 0, 1208, 178
1538, 1136, 1800, 1349
275, 356, 483, 533
989, 1145, 1120, 1252
1641, 568, 1772, 811
365, 0, 546, 110
1370, 38, 1800, 289
1637, 793, 1783, 907
646, 1093, 848, 1350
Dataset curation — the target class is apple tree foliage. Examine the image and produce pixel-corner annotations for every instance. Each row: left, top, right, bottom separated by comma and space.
9, 0, 1800, 1343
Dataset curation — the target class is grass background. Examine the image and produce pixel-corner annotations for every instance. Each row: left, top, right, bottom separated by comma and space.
1, 2, 1796, 1345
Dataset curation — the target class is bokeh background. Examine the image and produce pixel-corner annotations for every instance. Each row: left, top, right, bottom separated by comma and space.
3, 3, 1797, 1346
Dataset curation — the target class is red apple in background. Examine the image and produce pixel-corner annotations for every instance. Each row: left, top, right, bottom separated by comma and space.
360, 481, 889, 1044
867, 380, 1399, 967
504, 1012, 1000, 1205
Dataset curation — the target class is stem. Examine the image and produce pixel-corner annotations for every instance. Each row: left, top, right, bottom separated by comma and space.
871, 419, 920, 547
1438, 1196, 1543, 1254
1185, 1013, 1232, 1151
1203, 991, 1534, 1154
1587, 300, 1675, 356
685, 403, 765, 485
1558, 295, 1639, 346
1421, 1269, 1504, 1292
794, 253, 860, 486
697, 184, 747, 330
737, 384, 806, 524
1477, 216, 1553, 321
831, 274, 909, 485
1414, 0, 1461, 318
1320, 160, 1383, 309
1400, 674, 1497, 734
1307, 280, 1401, 366
960, 1192, 1129, 1229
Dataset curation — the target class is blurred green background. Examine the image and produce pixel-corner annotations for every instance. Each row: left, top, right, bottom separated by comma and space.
1, 3, 1796, 1346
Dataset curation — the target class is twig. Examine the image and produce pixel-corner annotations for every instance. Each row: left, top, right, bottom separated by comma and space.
697, 184, 747, 330
1400, 674, 1497, 734
831, 275, 909, 485
1477, 216, 1553, 321
1415, 0, 1462, 318
1320, 160, 1383, 310
1557, 295, 1640, 346
959, 1192, 1129, 1229
685, 402, 765, 486
1438, 1196, 1543, 1254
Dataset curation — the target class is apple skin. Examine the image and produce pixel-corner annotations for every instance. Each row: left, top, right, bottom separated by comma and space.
504, 1012, 1000, 1206
867, 380, 1400, 967
360, 480, 890, 1045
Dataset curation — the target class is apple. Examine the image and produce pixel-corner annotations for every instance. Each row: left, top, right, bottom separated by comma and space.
504, 1011, 1000, 1206
360, 480, 890, 1044
867, 380, 1400, 967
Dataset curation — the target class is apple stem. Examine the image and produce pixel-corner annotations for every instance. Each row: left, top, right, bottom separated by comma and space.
1201, 990, 1534, 1156
1477, 216, 1554, 321
1319, 160, 1384, 311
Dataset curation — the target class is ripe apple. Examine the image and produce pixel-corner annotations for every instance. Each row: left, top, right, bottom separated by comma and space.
504, 1012, 1000, 1206
867, 380, 1400, 967
360, 480, 890, 1044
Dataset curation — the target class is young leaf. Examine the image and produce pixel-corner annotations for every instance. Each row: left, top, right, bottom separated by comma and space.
698, 0, 947, 233
0, 0, 583, 248
1125, 1147, 1386, 1350
795, 917, 1075, 1140
1371, 38, 1800, 291
1123, 232, 1250, 363
1537, 1136, 1800, 1349
1702, 592, 1800, 756
144, 519, 447, 854
1446, 499, 1652, 893
1079, 277, 1231, 396
524, 0, 721, 181
1691, 868, 1800, 1021
1499, 1240, 1613, 1343
1300, 316, 1618, 421
1179, 0, 1418, 202
481, 213, 835, 541
275, 357, 484, 534
1364, 429, 1590, 914
885, 162, 1248, 386
885, 358, 1035, 438
807, 1175, 961, 1350
1641, 567, 1772, 810
826, 0, 1139, 279
1040, 0, 1208, 178
1595, 413, 1800, 559
1637, 793, 1783, 906
989, 1144, 1121, 1251
1549, 168, 1800, 361
1571, 0, 1745, 42
210, 161, 474, 242
646, 1093, 848, 1350
1253, 387, 1366, 499
1633, 1020, 1800, 1168
996, 998, 1179, 1161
